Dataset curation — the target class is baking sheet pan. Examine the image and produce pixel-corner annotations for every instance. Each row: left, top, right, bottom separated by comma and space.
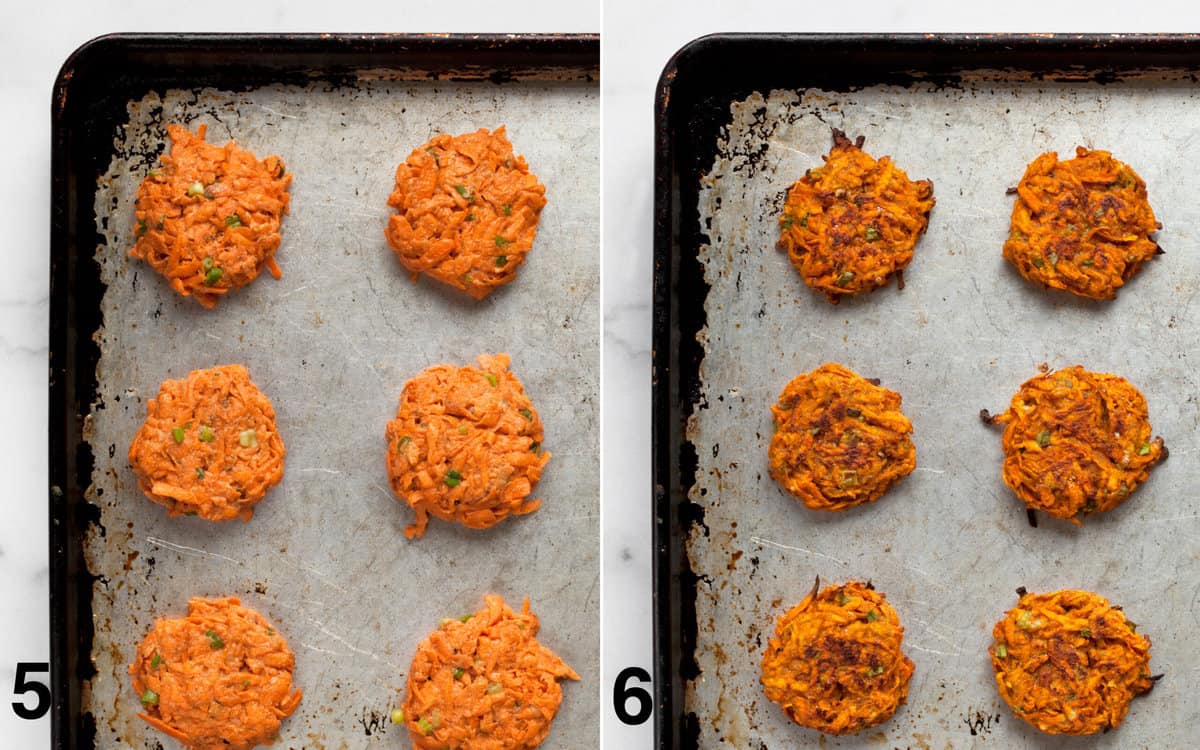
653, 34, 1200, 750
51, 34, 598, 749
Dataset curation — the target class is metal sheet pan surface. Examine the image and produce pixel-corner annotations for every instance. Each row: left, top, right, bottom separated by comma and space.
76, 62, 598, 748
678, 62, 1200, 749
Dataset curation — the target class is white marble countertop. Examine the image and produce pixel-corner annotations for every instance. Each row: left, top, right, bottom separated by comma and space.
5, 1, 1199, 748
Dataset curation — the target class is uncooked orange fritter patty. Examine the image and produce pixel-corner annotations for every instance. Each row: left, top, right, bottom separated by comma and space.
385, 127, 547, 299
400, 595, 578, 750
761, 580, 914, 735
130, 124, 292, 308
778, 128, 934, 302
385, 353, 549, 539
129, 597, 302, 750
1003, 147, 1161, 299
990, 588, 1155, 735
982, 365, 1165, 524
128, 364, 285, 522
769, 363, 915, 511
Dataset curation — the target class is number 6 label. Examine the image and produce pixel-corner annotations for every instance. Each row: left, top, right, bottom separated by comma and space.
612, 666, 652, 725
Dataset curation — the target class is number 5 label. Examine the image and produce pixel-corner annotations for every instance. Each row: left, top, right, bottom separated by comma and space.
11, 662, 50, 720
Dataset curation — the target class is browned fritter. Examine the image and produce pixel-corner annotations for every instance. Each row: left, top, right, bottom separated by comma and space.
983, 365, 1165, 524
1003, 147, 1161, 299
130, 124, 291, 308
769, 363, 915, 511
990, 588, 1155, 735
778, 128, 934, 303
761, 580, 914, 735
385, 127, 547, 299
385, 353, 550, 539
128, 365, 286, 522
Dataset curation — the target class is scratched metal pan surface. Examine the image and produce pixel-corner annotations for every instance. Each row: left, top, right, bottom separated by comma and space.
51, 34, 598, 749
653, 34, 1200, 749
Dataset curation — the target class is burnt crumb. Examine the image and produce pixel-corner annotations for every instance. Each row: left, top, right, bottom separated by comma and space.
1015, 586, 1028, 597
979, 408, 996, 424
962, 708, 1001, 736
253, 582, 268, 595
1027, 508, 1038, 528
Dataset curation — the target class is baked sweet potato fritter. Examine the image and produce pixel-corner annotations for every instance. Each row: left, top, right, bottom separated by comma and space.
128, 364, 286, 522
983, 365, 1165, 524
778, 129, 934, 302
385, 127, 547, 299
769, 363, 915, 511
401, 595, 578, 750
1004, 147, 1161, 299
761, 580, 914, 735
129, 597, 302, 750
130, 124, 291, 308
385, 353, 550, 539
990, 588, 1154, 735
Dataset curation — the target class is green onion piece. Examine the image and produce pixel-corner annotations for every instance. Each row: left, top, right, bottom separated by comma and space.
519, 408, 533, 420
195, 468, 205, 479
836, 592, 849, 606
486, 682, 502, 696
1079, 628, 1092, 638
458, 424, 469, 435
461, 272, 472, 285
864, 226, 880, 242
1036, 430, 1051, 448
1032, 257, 1045, 268
150, 653, 162, 669
866, 665, 885, 677
996, 644, 1008, 659
185, 511, 198, 516
201, 256, 214, 272
140, 689, 159, 707
266, 628, 274, 636
205, 629, 224, 650
187, 181, 206, 197
530, 442, 541, 454
781, 215, 794, 229
444, 469, 462, 487
148, 169, 161, 177
485, 374, 499, 387
494, 235, 511, 247
390, 708, 405, 724
866, 610, 878, 622
466, 213, 476, 221
417, 717, 434, 735
836, 271, 855, 286
459, 614, 473, 623
1138, 443, 1151, 456
238, 429, 257, 448
198, 425, 215, 443
204, 267, 223, 286
136, 218, 148, 237
503, 204, 512, 216
1047, 251, 1059, 266
225, 214, 243, 228
453, 667, 465, 680
397, 436, 412, 451
454, 184, 471, 200
495, 255, 507, 266
1016, 610, 1036, 630
1127, 619, 1138, 632
276, 164, 286, 178
172, 426, 185, 444
1081, 259, 1095, 267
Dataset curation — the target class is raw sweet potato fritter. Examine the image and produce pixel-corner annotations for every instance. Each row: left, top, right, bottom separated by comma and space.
129, 597, 302, 750
130, 124, 292, 308
1004, 147, 1161, 300
769, 363, 915, 511
385, 127, 547, 299
761, 580, 914, 735
385, 353, 549, 539
400, 595, 579, 750
778, 129, 934, 302
982, 365, 1165, 524
990, 588, 1155, 735
128, 365, 285, 522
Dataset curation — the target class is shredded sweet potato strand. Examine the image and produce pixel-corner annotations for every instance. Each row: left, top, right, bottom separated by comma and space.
129, 364, 285, 522
131, 124, 291, 308
402, 595, 578, 750
129, 597, 302, 750
385, 353, 549, 538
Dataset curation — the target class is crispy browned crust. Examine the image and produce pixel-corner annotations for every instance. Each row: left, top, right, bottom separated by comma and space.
1003, 147, 1160, 300
761, 580, 914, 735
986, 365, 1164, 523
385, 127, 546, 299
990, 589, 1154, 735
768, 362, 915, 511
778, 129, 934, 303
